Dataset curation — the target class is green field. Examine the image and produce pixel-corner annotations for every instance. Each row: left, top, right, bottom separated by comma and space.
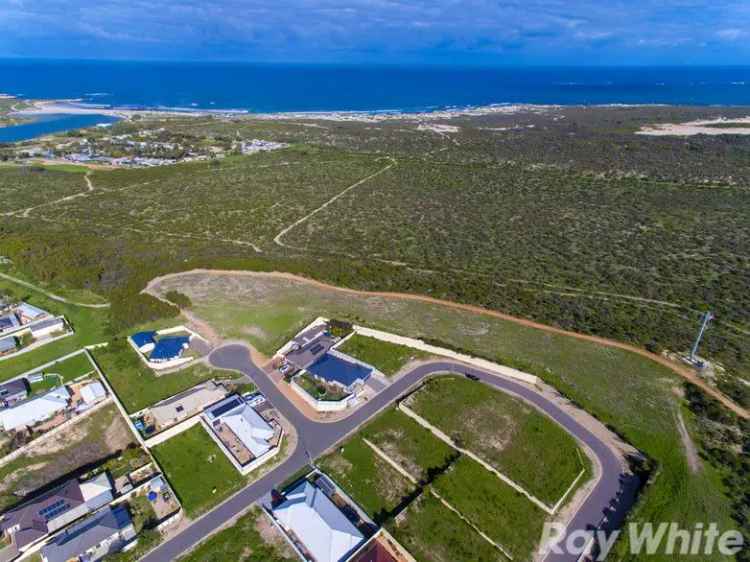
387, 492, 504, 562
337, 334, 428, 376
151, 424, 244, 518
409, 376, 585, 505
318, 435, 415, 522
43, 352, 94, 380
177, 507, 294, 562
90, 339, 236, 412
149, 272, 740, 561
433, 456, 546, 560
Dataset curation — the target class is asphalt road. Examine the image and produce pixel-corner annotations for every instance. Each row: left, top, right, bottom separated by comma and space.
141, 344, 639, 562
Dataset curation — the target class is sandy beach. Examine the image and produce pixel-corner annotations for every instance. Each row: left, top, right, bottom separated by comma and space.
637, 116, 750, 136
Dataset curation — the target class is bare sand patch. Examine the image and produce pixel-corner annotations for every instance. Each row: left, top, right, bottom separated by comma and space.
637, 116, 750, 136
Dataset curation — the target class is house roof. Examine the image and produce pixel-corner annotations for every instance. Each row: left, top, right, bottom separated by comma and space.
150, 381, 225, 426
0, 336, 17, 353
306, 353, 372, 388
80, 382, 106, 404
274, 481, 364, 562
350, 539, 398, 562
0, 313, 20, 332
222, 404, 274, 458
17, 303, 47, 320
41, 505, 133, 562
0, 386, 70, 431
0, 479, 85, 549
130, 331, 156, 349
29, 317, 64, 333
149, 336, 190, 361
0, 378, 27, 400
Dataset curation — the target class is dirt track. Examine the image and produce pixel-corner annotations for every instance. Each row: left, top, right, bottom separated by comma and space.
145, 269, 749, 420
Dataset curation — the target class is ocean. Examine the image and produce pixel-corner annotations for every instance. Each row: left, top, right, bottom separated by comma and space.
2, 60, 750, 113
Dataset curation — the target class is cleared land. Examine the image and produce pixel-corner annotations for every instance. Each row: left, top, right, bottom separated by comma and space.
0, 403, 145, 511
177, 507, 295, 562
337, 334, 428, 376
388, 493, 504, 562
151, 424, 244, 518
409, 376, 585, 505
148, 271, 740, 562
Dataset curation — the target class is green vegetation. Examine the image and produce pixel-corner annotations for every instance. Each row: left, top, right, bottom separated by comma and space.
45, 352, 94, 380
153, 273, 741, 561
177, 507, 294, 562
337, 334, 427, 376
91, 339, 236, 412
165, 290, 192, 309
319, 435, 416, 521
433, 456, 546, 560
294, 372, 349, 401
409, 376, 585, 505
151, 424, 244, 518
387, 493, 503, 562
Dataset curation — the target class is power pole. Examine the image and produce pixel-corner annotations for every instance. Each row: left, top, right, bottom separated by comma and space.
690, 311, 714, 363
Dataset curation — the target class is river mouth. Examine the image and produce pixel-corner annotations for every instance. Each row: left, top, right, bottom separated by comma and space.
0, 113, 120, 143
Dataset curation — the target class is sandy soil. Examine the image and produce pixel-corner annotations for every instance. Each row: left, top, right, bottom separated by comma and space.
145, 269, 749, 420
637, 116, 750, 136
676, 410, 702, 474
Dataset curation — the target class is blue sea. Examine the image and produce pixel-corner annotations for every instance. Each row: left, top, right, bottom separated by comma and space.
2, 60, 749, 113
1, 60, 749, 141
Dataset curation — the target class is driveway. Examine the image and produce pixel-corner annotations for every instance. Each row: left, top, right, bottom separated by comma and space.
141, 344, 639, 562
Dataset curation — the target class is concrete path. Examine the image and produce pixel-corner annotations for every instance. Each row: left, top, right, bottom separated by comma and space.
140, 344, 640, 562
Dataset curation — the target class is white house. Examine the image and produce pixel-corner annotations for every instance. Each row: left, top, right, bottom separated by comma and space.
80, 382, 107, 405
16, 303, 48, 324
0, 386, 70, 431
29, 318, 66, 339
273, 480, 364, 562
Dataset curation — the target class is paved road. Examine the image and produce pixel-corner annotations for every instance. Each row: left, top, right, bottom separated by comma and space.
142, 344, 639, 562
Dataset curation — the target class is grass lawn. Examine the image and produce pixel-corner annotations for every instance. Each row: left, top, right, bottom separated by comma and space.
90, 339, 236, 412
151, 424, 244, 518
336, 334, 427, 376
387, 492, 504, 562
318, 436, 417, 522
294, 372, 349, 402
177, 507, 295, 562
409, 376, 585, 505
359, 408, 456, 481
44, 352, 95, 380
149, 272, 741, 562
432, 456, 547, 561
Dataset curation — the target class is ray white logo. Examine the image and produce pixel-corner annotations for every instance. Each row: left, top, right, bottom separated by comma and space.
539, 522, 745, 560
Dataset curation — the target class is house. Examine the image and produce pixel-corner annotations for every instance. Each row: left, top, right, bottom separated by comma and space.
0, 473, 113, 550
29, 318, 66, 339
204, 395, 275, 459
284, 327, 335, 371
0, 313, 20, 334
0, 386, 70, 432
0, 335, 17, 356
149, 336, 190, 363
305, 352, 373, 393
80, 382, 107, 405
130, 331, 156, 353
273, 480, 364, 562
150, 381, 226, 429
0, 379, 28, 408
16, 303, 48, 324
40, 505, 136, 562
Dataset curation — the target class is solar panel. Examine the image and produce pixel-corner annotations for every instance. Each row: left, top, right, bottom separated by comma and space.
39, 500, 70, 520
309, 343, 323, 354
209, 397, 242, 418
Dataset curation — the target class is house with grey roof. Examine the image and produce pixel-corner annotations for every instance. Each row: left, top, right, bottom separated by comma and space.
150, 381, 226, 430
0, 335, 17, 356
0, 473, 113, 551
0, 378, 28, 408
40, 504, 136, 562
273, 480, 365, 562
0, 386, 70, 432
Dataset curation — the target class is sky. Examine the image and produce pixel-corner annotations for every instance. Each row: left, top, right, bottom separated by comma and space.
1, 0, 749, 65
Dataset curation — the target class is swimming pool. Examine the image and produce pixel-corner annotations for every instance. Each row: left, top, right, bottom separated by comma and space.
306, 352, 372, 388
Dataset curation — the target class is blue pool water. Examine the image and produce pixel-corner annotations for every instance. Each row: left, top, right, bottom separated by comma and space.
307, 353, 372, 388
0, 113, 119, 143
